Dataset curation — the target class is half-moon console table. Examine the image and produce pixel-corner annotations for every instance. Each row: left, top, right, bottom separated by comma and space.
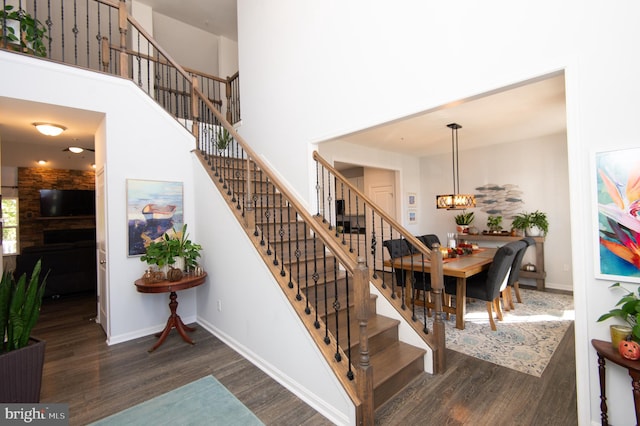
457, 234, 546, 290
592, 339, 640, 426
135, 272, 207, 352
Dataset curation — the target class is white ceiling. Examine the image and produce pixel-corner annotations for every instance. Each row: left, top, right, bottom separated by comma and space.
0, 2, 567, 172
328, 73, 567, 158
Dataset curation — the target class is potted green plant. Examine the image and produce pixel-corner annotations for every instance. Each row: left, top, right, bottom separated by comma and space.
487, 215, 503, 233
140, 224, 202, 274
511, 210, 549, 237
454, 211, 474, 234
0, 259, 48, 402
216, 127, 233, 151
597, 282, 640, 347
0, 5, 49, 57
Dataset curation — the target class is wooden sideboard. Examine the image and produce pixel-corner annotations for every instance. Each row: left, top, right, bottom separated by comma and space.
457, 233, 546, 290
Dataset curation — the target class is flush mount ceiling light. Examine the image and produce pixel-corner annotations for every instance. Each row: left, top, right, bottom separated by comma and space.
37, 160, 47, 165
436, 123, 476, 210
33, 123, 66, 136
63, 146, 95, 154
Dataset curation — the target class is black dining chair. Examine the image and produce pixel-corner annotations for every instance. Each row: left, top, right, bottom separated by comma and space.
444, 241, 523, 331
383, 238, 437, 315
382, 238, 413, 289
502, 237, 536, 309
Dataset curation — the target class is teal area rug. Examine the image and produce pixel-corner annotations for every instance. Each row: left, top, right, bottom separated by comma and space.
419, 288, 574, 376
90, 376, 264, 426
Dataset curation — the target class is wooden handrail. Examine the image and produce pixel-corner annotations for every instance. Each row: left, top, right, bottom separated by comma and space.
193, 90, 360, 275
312, 151, 432, 262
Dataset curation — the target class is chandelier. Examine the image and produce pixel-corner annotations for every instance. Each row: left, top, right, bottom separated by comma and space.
436, 123, 476, 210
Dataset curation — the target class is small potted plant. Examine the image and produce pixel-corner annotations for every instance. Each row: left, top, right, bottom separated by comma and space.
0, 5, 49, 57
511, 210, 549, 237
487, 215, 503, 233
598, 282, 640, 355
454, 211, 474, 234
216, 127, 233, 152
140, 224, 202, 279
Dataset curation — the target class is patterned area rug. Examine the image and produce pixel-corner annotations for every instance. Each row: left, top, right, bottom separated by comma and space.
89, 375, 264, 425
419, 288, 574, 376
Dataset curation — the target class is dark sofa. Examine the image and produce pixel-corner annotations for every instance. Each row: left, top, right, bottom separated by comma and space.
14, 241, 97, 298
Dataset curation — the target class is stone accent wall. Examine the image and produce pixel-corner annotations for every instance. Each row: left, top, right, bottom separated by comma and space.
18, 167, 96, 249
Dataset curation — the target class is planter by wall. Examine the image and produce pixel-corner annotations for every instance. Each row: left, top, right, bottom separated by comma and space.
0, 337, 46, 403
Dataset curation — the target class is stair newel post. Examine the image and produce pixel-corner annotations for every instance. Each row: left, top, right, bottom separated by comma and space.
191, 76, 199, 139
118, 0, 128, 78
225, 77, 233, 123
430, 243, 446, 373
354, 256, 374, 425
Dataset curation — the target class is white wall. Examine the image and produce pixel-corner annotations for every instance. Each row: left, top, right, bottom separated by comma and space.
237, 0, 640, 424
421, 134, 572, 291
0, 51, 199, 344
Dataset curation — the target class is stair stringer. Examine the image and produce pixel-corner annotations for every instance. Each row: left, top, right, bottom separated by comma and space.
192, 158, 357, 426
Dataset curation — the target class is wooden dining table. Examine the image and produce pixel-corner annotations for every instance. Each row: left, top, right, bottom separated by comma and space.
384, 248, 496, 330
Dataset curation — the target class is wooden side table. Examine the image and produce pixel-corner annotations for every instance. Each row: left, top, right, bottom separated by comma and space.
135, 272, 207, 352
592, 339, 640, 425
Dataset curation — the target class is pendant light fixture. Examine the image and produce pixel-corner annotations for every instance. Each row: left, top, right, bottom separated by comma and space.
436, 123, 476, 210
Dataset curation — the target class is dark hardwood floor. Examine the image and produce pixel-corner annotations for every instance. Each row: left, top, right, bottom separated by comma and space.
33, 292, 577, 426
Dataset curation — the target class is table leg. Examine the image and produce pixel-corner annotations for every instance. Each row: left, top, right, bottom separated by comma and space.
596, 353, 609, 425
628, 369, 640, 426
148, 291, 196, 352
455, 277, 466, 330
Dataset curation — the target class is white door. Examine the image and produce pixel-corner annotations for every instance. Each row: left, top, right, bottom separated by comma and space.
96, 168, 109, 337
365, 168, 397, 271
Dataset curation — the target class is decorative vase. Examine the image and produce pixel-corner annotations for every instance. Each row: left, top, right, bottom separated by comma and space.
525, 226, 542, 237
456, 225, 469, 234
610, 324, 633, 350
173, 256, 185, 272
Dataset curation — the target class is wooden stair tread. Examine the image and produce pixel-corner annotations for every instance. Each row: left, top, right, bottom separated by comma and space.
336, 314, 399, 349
370, 341, 425, 388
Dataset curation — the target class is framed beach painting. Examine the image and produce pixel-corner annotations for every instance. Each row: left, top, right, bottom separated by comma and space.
595, 148, 640, 282
127, 179, 184, 256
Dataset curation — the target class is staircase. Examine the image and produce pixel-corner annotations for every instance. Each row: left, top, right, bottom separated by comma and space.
0, 1, 446, 421
198, 152, 427, 411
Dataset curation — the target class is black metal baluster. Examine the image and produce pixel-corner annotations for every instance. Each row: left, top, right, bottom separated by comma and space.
72, 0, 78, 64
277, 192, 285, 273
371, 211, 378, 279
270, 182, 278, 266
253, 163, 259, 237
303, 223, 310, 315
85, 0, 89, 67
330, 251, 339, 356
286, 202, 293, 285
343, 265, 354, 379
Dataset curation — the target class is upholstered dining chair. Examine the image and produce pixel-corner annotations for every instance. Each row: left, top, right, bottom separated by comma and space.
382, 238, 413, 289
444, 241, 523, 331
383, 238, 436, 315
502, 237, 535, 310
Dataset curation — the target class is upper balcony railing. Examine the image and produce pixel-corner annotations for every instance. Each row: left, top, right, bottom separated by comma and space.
0, 0, 240, 125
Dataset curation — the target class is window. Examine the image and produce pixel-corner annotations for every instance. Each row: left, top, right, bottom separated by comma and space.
2, 197, 18, 255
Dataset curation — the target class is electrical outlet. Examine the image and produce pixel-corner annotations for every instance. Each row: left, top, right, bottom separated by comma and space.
563, 264, 570, 271
217, 300, 222, 311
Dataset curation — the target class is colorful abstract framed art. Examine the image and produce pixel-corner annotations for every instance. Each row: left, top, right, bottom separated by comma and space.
595, 147, 640, 282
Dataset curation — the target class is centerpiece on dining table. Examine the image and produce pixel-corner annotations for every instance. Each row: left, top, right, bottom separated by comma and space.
440, 242, 479, 258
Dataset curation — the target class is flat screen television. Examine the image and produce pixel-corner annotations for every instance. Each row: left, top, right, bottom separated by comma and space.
39, 189, 96, 217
